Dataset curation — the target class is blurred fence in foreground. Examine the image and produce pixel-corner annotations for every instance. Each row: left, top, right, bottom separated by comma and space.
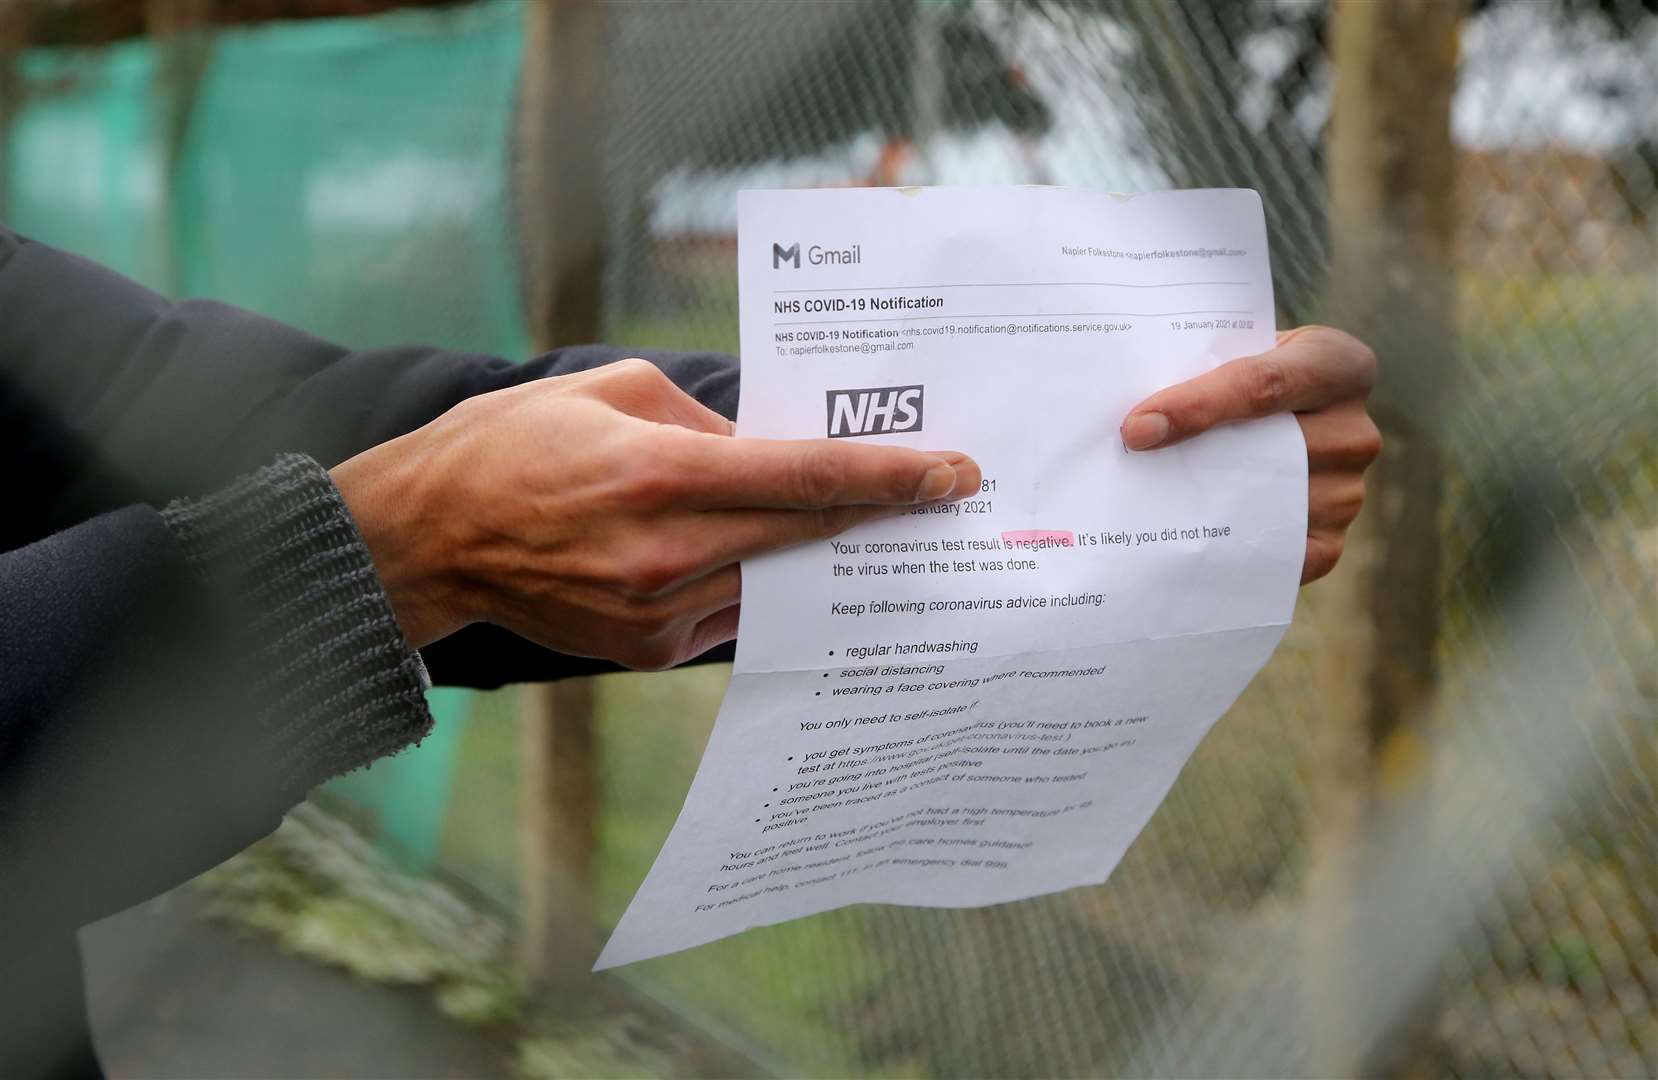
4, 0, 1655, 1076
587, 2, 1657, 1075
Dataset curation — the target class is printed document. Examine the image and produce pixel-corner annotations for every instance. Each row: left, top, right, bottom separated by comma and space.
596, 186, 1305, 969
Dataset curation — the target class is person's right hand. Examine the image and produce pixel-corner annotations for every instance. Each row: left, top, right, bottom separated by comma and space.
331, 358, 979, 669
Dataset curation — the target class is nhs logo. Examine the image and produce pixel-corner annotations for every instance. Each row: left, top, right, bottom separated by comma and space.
826, 385, 924, 438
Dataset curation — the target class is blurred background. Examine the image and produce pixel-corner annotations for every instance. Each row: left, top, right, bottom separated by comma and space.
2, 0, 1653, 1076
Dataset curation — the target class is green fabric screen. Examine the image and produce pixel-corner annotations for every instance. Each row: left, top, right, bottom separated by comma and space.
4, 1, 530, 871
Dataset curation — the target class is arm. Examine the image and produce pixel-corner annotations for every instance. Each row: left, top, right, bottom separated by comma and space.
1, 366, 978, 950
0, 372, 978, 1079
0, 233, 982, 1075
0, 225, 737, 686
0, 456, 430, 943
0, 227, 738, 500
1, 229, 980, 933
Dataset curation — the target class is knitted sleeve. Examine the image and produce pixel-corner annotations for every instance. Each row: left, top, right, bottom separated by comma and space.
159, 452, 433, 799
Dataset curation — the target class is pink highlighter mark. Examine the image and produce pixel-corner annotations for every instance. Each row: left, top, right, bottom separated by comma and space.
1001, 529, 1076, 549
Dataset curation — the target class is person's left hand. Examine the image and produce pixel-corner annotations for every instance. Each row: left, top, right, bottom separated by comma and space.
1118, 325, 1381, 584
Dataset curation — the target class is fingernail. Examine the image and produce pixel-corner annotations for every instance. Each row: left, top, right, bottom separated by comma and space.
917, 462, 957, 501
1121, 411, 1170, 451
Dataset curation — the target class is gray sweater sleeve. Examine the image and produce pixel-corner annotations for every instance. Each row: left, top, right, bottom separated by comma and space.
0, 452, 431, 958
160, 452, 433, 800
0, 452, 435, 1076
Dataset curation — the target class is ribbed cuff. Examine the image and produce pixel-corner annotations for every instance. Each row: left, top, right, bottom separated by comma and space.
161, 453, 433, 799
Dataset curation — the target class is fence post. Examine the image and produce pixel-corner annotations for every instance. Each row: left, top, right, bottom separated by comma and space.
515, 0, 608, 989
1308, 0, 1463, 1074
0, 1, 26, 218
145, 0, 212, 297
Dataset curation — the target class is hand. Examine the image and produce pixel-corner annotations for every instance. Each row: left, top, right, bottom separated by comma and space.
332, 358, 979, 667
1119, 325, 1381, 584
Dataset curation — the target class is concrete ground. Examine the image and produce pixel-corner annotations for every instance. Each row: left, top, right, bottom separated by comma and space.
82, 889, 513, 1079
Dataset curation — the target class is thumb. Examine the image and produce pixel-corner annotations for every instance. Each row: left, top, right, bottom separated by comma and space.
1121, 327, 1375, 451
1119, 353, 1287, 451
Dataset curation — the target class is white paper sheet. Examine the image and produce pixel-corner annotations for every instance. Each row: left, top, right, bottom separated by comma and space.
595, 186, 1306, 970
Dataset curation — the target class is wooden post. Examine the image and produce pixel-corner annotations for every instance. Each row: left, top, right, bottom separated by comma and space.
1307, 1, 1463, 1074
0, 1, 28, 219
517, 677, 599, 987
515, 0, 608, 990
146, 0, 213, 296
518, 0, 607, 352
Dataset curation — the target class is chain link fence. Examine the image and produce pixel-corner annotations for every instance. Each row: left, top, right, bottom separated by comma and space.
5, 0, 1651, 1074
576, 1, 1657, 1075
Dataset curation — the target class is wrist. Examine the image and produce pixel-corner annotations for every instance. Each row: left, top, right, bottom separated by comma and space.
331, 435, 471, 648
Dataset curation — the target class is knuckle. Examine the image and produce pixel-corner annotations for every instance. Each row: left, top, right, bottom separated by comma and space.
619, 638, 679, 672
1351, 340, 1379, 392
610, 356, 661, 382
443, 391, 488, 422
810, 504, 862, 538
598, 357, 675, 406
1352, 416, 1384, 462
609, 600, 655, 635
624, 550, 689, 598
613, 428, 689, 504
793, 445, 848, 507
1306, 534, 1344, 581
1246, 355, 1292, 414
1335, 478, 1367, 522
628, 598, 677, 635
1311, 475, 1366, 527
1286, 324, 1377, 396
600, 538, 691, 599
882, 458, 923, 503
618, 446, 686, 505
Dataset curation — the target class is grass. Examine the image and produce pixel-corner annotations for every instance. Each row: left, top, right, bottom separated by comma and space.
437, 666, 892, 1073
1454, 270, 1657, 505
198, 805, 762, 1079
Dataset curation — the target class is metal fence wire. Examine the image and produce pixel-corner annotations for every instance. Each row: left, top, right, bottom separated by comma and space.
7, 0, 1650, 1075
573, 1, 1657, 1076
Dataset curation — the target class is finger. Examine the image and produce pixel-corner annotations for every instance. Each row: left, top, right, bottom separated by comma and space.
656, 389, 735, 437
1122, 325, 1377, 451
685, 604, 741, 659
1298, 402, 1384, 471
1308, 471, 1367, 529
697, 503, 914, 568
612, 569, 740, 666
708, 452, 981, 555
680, 435, 982, 509
1303, 528, 1346, 585
627, 504, 905, 597
607, 569, 740, 668
651, 564, 742, 622
670, 479, 975, 584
